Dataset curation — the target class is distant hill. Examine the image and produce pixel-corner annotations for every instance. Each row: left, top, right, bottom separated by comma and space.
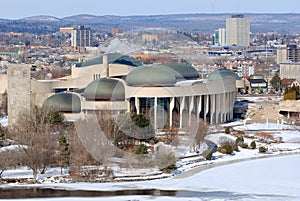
20, 15, 61, 22
0, 13, 299, 34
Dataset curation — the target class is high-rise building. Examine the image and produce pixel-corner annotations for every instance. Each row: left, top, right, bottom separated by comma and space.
287, 45, 300, 62
226, 15, 250, 46
277, 45, 300, 64
214, 28, 226, 46
71, 26, 92, 49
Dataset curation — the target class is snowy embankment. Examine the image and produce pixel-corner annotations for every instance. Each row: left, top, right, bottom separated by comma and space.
1, 121, 300, 200
2, 122, 300, 183
0, 115, 7, 127
1, 155, 300, 201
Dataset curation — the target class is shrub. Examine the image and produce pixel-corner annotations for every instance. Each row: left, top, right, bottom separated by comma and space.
218, 144, 233, 154
202, 150, 213, 160
135, 144, 148, 154
218, 137, 238, 152
258, 146, 268, 153
156, 152, 176, 170
224, 127, 231, 134
240, 143, 248, 149
235, 136, 244, 146
0, 127, 5, 147
250, 141, 256, 149
256, 132, 275, 143
232, 130, 245, 136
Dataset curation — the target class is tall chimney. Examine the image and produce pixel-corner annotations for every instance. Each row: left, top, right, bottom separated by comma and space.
103, 54, 109, 77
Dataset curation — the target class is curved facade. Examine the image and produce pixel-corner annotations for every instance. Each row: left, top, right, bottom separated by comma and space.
208, 68, 241, 81
126, 65, 177, 86
43, 93, 81, 113
83, 78, 125, 101
159, 63, 199, 80
7, 54, 237, 130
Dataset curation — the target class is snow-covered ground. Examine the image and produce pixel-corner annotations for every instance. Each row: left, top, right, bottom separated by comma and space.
1, 154, 300, 201
0, 115, 7, 127
1, 120, 300, 200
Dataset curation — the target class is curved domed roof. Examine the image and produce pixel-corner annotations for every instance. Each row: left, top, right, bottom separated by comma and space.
75, 53, 142, 68
126, 65, 176, 86
159, 63, 199, 80
83, 78, 125, 101
43, 93, 81, 113
207, 68, 241, 81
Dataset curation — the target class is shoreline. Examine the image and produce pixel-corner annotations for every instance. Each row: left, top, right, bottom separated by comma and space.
175, 151, 300, 179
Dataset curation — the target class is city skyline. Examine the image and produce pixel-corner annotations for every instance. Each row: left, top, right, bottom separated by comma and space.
1, 0, 300, 19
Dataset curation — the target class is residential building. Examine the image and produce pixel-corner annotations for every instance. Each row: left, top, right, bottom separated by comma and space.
226, 15, 250, 46
280, 63, 300, 80
214, 28, 226, 46
71, 26, 92, 50
277, 45, 300, 64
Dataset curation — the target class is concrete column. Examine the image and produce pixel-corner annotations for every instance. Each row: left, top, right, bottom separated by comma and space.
230, 92, 235, 120
154, 97, 157, 130
226, 93, 230, 121
127, 99, 131, 113
220, 93, 226, 123
215, 94, 220, 124
224, 93, 228, 122
204, 95, 209, 122
135, 97, 140, 114
197, 95, 202, 118
210, 94, 216, 124
169, 97, 175, 127
188, 96, 194, 126
103, 54, 109, 77
179, 96, 185, 129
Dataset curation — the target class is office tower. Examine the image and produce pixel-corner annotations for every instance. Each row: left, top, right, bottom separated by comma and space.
214, 28, 226, 46
287, 45, 300, 62
226, 15, 250, 46
277, 45, 300, 64
71, 26, 91, 49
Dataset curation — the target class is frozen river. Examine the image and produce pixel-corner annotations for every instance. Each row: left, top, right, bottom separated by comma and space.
1, 154, 300, 201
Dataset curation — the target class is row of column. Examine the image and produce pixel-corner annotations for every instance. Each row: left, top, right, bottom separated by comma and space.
128, 91, 235, 130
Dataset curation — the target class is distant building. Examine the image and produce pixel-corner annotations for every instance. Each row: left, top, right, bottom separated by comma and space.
277, 45, 300, 64
225, 60, 256, 77
226, 15, 250, 46
3, 53, 238, 129
287, 45, 300, 62
142, 34, 158, 42
214, 28, 226, 46
277, 47, 288, 64
111, 28, 124, 36
71, 26, 92, 50
280, 63, 300, 80
59, 27, 74, 34
60, 26, 92, 51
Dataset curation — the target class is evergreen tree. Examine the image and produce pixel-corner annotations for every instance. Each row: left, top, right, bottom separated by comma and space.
59, 135, 70, 173
270, 74, 281, 91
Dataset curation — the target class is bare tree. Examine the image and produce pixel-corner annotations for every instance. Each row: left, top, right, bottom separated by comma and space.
0, 150, 17, 179
189, 118, 209, 153
155, 146, 177, 171
0, 90, 7, 115
11, 107, 63, 183
164, 126, 179, 148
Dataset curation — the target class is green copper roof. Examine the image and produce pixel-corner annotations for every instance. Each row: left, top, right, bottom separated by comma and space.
158, 63, 199, 80
43, 93, 81, 113
207, 68, 241, 81
75, 53, 142, 67
126, 65, 177, 86
83, 78, 125, 101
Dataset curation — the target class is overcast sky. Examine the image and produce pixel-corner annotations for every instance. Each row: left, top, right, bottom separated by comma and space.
2, 0, 300, 19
